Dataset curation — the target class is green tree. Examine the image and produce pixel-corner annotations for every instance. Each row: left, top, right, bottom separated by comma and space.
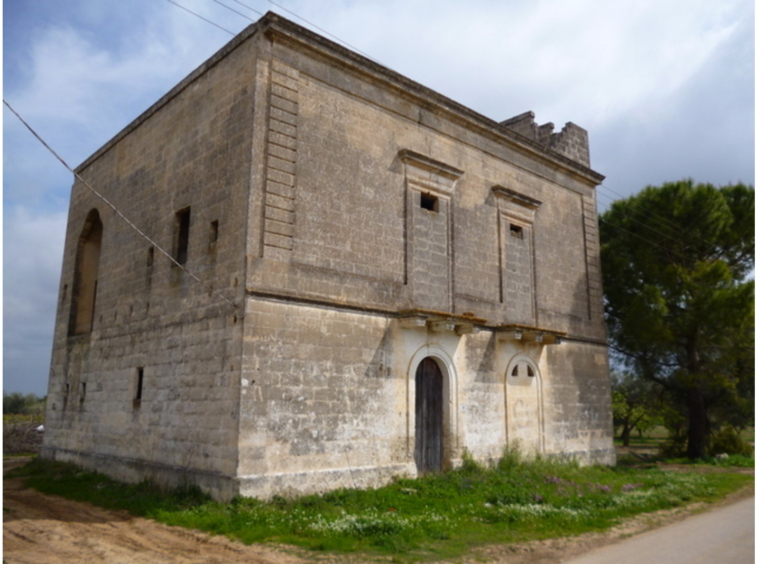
2, 392, 46, 415
600, 180, 754, 459
611, 372, 662, 447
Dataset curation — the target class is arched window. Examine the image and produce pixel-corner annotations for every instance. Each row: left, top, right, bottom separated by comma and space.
69, 209, 103, 335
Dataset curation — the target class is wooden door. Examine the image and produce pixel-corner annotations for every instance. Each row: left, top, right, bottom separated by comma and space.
415, 357, 443, 473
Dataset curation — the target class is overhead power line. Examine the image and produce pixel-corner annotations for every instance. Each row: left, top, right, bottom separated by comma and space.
263, 0, 386, 66
211, 0, 257, 22
166, 0, 235, 35
3, 99, 241, 312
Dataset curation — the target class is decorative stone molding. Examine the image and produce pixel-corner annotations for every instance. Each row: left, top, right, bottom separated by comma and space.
398, 309, 485, 335
398, 149, 464, 195
496, 323, 565, 345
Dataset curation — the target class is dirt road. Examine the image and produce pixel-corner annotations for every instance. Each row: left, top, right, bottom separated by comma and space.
3, 457, 754, 564
3, 458, 300, 564
561, 495, 754, 564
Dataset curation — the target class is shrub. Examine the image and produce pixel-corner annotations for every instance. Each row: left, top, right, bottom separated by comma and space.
709, 426, 754, 457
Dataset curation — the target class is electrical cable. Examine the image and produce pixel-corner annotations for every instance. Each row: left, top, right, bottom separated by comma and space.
165, 0, 236, 35
263, 0, 388, 67
231, 0, 265, 17
210, 0, 256, 22
4, 99, 241, 312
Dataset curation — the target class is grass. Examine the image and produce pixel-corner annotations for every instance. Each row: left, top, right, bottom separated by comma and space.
614, 426, 755, 468
8, 448, 753, 562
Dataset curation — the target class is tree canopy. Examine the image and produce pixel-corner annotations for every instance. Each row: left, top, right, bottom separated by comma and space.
600, 180, 754, 458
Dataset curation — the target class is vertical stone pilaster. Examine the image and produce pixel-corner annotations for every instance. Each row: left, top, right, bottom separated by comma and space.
582, 194, 603, 320
263, 60, 299, 257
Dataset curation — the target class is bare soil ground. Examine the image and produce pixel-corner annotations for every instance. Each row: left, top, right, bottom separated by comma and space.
3, 457, 301, 564
3, 454, 754, 564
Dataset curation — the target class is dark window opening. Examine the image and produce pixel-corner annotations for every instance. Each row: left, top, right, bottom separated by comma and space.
527, 365, 535, 377
511, 366, 519, 377
134, 367, 144, 407
210, 220, 219, 244
80, 382, 87, 403
174, 208, 191, 265
510, 224, 524, 239
146, 246, 154, 289
420, 192, 439, 212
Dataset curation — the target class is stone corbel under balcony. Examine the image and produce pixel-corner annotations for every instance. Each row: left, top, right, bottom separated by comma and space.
398, 309, 486, 336
496, 324, 566, 345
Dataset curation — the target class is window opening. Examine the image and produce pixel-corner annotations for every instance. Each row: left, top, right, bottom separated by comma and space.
420, 192, 439, 213
174, 208, 191, 265
80, 382, 87, 403
510, 224, 524, 239
146, 246, 154, 288
508, 359, 539, 383
210, 220, 219, 244
69, 209, 103, 336
134, 367, 144, 407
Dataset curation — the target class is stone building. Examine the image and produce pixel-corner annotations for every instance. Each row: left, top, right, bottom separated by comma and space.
43, 12, 615, 500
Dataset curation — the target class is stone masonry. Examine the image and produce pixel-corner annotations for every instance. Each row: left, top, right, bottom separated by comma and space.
43, 12, 615, 500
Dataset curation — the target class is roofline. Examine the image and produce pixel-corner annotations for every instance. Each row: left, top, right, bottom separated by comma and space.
76, 11, 604, 185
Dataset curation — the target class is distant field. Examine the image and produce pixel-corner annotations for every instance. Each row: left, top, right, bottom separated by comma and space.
3, 414, 45, 456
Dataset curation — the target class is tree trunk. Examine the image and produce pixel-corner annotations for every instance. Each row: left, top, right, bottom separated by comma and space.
685, 332, 709, 459
621, 424, 632, 447
686, 386, 709, 459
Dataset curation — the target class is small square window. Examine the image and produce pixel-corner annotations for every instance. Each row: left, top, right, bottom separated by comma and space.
420, 192, 439, 212
509, 224, 524, 239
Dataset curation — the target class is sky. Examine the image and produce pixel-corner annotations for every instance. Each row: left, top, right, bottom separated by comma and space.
3, 0, 754, 396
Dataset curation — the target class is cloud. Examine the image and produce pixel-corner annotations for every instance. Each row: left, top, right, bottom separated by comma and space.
3, 207, 69, 395
287, 0, 751, 129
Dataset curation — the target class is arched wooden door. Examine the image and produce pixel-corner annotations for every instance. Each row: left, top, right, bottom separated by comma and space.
415, 357, 443, 474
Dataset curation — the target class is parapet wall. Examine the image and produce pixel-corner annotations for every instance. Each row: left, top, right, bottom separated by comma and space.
501, 111, 591, 168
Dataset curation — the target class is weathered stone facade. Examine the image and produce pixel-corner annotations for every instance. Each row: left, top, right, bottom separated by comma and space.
43, 12, 615, 500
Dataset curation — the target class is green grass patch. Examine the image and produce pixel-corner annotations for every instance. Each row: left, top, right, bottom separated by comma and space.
9, 451, 753, 562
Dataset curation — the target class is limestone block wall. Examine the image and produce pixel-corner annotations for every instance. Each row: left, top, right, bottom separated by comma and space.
235, 298, 614, 499
43, 30, 260, 495
237, 299, 413, 498
245, 33, 606, 344
540, 343, 615, 463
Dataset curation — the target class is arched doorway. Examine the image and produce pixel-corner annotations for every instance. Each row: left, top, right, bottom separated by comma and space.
415, 357, 443, 473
